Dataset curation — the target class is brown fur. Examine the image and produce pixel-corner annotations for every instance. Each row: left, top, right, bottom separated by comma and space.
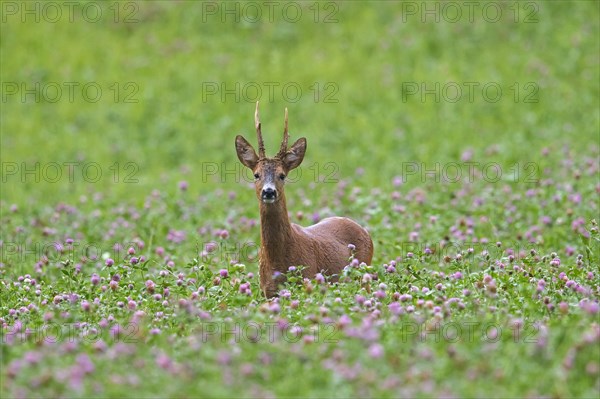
257, 186, 373, 297
235, 104, 373, 298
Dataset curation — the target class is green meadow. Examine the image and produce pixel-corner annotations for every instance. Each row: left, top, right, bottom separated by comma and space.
1, 1, 599, 397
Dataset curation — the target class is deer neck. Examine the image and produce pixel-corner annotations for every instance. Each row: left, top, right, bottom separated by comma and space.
259, 193, 295, 267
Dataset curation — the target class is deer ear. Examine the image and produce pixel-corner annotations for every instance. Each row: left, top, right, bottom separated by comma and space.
282, 137, 306, 171
235, 135, 259, 169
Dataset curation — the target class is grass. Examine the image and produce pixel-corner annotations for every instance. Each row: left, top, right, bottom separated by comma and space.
1, 1, 599, 398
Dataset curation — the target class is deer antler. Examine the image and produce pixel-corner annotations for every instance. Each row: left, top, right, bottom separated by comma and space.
277, 108, 289, 158
255, 101, 266, 159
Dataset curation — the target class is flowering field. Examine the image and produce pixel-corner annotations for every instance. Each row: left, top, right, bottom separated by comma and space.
1, 2, 599, 398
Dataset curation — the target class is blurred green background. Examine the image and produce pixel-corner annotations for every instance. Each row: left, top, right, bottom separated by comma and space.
1, 1, 598, 205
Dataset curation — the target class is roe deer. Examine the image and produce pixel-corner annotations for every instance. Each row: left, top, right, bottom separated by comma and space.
235, 102, 374, 298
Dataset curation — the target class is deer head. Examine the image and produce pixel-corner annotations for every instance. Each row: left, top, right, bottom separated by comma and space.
235, 102, 306, 204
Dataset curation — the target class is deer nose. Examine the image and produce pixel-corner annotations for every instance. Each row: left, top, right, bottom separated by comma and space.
262, 187, 277, 201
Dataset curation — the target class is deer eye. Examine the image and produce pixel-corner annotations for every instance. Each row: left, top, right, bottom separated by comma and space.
279, 174, 286, 181
254, 173, 260, 180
